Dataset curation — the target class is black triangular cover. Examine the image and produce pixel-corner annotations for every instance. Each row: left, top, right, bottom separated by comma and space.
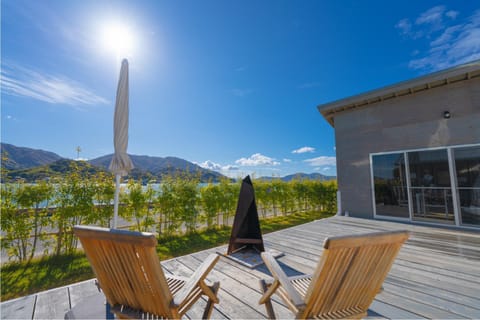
227, 175, 265, 254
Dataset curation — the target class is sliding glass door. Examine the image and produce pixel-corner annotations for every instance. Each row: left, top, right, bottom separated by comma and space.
371, 144, 480, 228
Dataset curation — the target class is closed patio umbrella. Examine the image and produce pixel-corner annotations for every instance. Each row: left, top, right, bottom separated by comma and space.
109, 59, 133, 228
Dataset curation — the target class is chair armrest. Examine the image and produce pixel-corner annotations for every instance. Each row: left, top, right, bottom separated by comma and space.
261, 252, 305, 308
173, 254, 220, 306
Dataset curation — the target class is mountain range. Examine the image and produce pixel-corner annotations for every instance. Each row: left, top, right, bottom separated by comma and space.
1, 143, 63, 170
1, 143, 223, 183
1, 143, 335, 183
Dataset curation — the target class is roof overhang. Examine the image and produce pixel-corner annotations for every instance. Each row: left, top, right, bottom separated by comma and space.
317, 60, 480, 127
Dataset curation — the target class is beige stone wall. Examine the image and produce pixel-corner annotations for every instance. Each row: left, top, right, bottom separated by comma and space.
334, 78, 480, 218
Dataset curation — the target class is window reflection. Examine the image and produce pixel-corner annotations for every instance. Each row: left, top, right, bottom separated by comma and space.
372, 153, 409, 218
454, 146, 480, 226
408, 150, 451, 188
371, 145, 480, 228
408, 150, 454, 224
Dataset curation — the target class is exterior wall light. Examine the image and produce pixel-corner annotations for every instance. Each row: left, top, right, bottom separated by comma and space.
443, 111, 451, 119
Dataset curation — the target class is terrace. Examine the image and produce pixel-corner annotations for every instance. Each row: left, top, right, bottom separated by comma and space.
2, 215, 480, 319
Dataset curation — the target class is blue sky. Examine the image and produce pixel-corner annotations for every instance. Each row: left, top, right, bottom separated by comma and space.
2, 1, 480, 178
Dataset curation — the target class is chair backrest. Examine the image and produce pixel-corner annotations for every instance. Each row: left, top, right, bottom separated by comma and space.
303, 230, 409, 319
74, 225, 176, 318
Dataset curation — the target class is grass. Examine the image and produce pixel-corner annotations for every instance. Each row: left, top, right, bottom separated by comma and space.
1, 209, 334, 301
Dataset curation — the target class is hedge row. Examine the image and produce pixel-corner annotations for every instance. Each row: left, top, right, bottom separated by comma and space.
1, 168, 337, 262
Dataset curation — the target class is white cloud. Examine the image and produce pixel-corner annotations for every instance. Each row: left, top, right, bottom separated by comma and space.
196, 160, 238, 171
446, 10, 459, 20
304, 156, 336, 167
283, 158, 292, 163
235, 153, 280, 166
395, 18, 412, 35
292, 146, 315, 154
0, 62, 108, 107
415, 5, 446, 26
430, 25, 462, 47
397, 7, 480, 71
197, 160, 222, 171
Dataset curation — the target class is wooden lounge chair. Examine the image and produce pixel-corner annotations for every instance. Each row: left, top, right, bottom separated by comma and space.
74, 225, 220, 319
259, 230, 409, 319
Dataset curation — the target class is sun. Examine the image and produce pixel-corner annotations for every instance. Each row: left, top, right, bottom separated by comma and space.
100, 21, 136, 58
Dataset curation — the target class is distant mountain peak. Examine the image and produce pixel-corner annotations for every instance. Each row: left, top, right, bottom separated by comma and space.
1, 143, 63, 170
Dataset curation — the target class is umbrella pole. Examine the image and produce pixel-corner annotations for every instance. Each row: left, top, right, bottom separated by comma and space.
113, 174, 121, 229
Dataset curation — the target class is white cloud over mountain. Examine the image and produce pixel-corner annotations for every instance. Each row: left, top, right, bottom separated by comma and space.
196, 160, 238, 171
235, 153, 280, 166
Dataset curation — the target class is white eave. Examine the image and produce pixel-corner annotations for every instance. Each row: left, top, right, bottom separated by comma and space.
317, 60, 480, 127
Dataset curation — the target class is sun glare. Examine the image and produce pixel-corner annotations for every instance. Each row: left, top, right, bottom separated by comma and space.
100, 21, 136, 58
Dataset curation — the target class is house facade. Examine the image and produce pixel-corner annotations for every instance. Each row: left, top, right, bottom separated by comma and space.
318, 61, 480, 229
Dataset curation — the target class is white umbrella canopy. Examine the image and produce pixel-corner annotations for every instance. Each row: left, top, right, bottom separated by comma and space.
109, 59, 134, 228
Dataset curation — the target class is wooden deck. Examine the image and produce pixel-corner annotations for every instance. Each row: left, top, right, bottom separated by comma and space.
2, 216, 480, 319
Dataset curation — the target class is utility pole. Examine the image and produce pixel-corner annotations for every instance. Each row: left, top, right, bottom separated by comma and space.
76, 146, 82, 160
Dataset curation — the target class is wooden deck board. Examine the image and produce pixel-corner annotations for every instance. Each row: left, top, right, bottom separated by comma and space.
2, 216, 479, 319
382, 282, 480, 318
185, 251, 294, 319
1, 295, 36, 319
378, 289, 467, 319
368, 299, 420, 319
32, 287, 70, 319
385, 274, 480, 307
67, 279, 99, 308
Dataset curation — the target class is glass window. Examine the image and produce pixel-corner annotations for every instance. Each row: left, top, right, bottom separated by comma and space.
454, 146, 480, 227
408, 149, 451, 188
408, 150, 454, 224
372, 153, 409, 218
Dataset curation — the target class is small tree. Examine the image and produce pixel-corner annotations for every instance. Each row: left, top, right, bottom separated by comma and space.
218, 178, 240, 226
200, 182, 221, 229
122, 180, 156, 232
15, 181, 54, 259
157, 175, 179, 236
254, 181, 269, 218
52, 164, 96, 255
292, 179, 309, 212
174, 174, 200, 234
276, 180, 294, 215
93, 172, 115, 227
1, 182, 32, 261
323, 180, 338, 212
